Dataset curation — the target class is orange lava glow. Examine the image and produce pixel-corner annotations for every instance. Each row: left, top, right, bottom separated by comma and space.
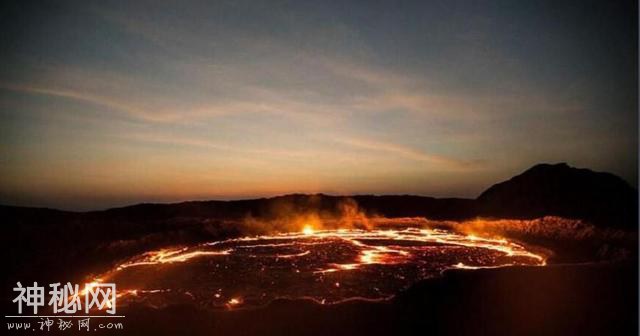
116, 248, 232, 270
85, 225, 547, 310
302, 225, 315, 235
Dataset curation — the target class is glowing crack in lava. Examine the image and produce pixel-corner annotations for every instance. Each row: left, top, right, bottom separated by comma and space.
93, 227, 546, 309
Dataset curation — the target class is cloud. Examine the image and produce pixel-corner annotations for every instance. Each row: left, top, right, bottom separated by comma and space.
336, 136, 480, 170
0, 82, 162, 121
118, 132, 320, 161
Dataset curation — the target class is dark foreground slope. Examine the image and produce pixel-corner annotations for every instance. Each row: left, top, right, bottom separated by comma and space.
112, 262, 636, 336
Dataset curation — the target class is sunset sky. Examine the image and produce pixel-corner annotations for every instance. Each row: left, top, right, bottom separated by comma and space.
0, 0, 637, 210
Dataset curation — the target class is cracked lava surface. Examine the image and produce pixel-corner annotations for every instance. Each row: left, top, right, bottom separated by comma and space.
89, 227, 546, 310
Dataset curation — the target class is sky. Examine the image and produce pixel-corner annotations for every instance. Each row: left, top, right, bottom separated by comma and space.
0, 0, 637, 210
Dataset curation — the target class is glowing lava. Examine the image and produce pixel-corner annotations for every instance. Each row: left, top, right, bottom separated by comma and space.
302, 225, 315, 235
89, 227, 546, 310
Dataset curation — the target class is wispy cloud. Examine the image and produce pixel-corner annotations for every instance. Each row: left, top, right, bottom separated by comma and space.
120, 132, 318, 160
336, 136, 480, 170
1, 0, 634, 210
0, 82, 161, 121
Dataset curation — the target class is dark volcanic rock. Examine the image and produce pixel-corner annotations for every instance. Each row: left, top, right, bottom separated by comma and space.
477, 163, 638, 228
